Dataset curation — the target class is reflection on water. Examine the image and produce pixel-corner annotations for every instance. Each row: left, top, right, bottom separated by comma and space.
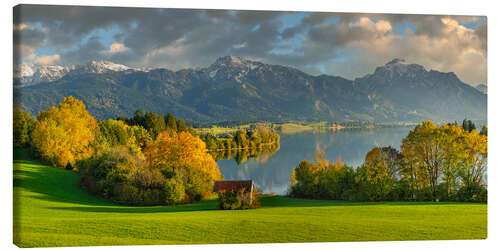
217, 127, 413, 195
209, 142, 280, 165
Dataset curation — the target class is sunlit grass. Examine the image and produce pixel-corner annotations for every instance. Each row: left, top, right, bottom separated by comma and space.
13, 149, 487, 247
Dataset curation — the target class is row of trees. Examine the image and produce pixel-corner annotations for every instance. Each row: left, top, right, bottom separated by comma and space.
201, 125, 280, 164
202, 125, 280, 151
290, 121, 487, 202
14, 96, 222, 205
118, 110, 189, 139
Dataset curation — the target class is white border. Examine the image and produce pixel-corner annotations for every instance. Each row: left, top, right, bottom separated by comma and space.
1, 1, 497, 250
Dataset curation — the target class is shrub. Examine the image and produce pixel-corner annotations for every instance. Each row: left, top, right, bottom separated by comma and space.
164, 178, 185, 205
457, 184, 487, 203
78, 146, 169, 205
217, 191, 242, 210
217, 190, 260, 210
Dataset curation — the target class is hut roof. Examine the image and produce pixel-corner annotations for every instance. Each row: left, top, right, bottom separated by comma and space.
212, 180, 254, 193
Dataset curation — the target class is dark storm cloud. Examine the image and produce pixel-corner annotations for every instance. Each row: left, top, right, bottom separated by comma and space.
13, 26, 45, 47
13, 5, 487, 85
60, 36, 107, 64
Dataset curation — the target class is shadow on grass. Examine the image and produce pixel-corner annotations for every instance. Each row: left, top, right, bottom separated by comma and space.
259, 196, 483, 208
46, 200, 219, 214
14, 150, 220, 213
14, 157, 113, 207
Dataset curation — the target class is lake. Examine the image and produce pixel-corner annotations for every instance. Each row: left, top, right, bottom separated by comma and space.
217, 127, 413, 195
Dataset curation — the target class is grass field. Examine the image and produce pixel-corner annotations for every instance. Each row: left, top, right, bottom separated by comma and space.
13, 149, 487, 247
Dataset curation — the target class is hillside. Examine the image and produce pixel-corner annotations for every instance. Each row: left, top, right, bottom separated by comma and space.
14, 56, 487, 123
13, 149, 487, 247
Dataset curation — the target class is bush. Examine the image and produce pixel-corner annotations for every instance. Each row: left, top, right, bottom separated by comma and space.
457, 184, 487, 203
217, 190, 260, 210
78, 146, 170, 205
218, 192, 243, 210
164, 179, 185, 205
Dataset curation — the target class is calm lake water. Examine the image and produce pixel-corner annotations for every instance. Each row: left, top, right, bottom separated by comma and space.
217, 127, 413, 195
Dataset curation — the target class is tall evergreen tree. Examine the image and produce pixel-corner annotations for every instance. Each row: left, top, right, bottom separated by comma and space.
165, 112, 178, 131
462, 119, 469, 132
480, 125, 488, 136
177, 119, 187, 132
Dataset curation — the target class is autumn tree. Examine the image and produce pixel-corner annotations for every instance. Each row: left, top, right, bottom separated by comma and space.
458, 130, 487, 189
361, 146, 402, 200
401, 121, 450, 200
234, 130, 248, 147
144, 130, 222, 201
13, 108, 36, 148
31, 96, 98, 168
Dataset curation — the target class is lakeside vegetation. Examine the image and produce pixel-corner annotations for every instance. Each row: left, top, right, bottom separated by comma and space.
191, 120, 418, 135
290, 121, 487, 202
13, 148, 487, 247
201, 125, 280, 164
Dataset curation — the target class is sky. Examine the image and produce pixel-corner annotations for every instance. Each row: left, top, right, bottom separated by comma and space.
13, 5, 487, 86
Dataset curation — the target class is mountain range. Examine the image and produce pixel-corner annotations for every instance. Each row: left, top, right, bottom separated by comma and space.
13, 56, 487, 123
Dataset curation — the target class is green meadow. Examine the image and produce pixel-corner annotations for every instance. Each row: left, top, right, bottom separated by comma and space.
13, 149, 487, 248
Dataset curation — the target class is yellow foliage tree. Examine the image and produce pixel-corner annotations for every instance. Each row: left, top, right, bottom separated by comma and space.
144, 130, 222, 199
31, 96, 98, 168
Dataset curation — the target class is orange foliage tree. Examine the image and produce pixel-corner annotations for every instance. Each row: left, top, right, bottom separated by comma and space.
144, 130, 222, 200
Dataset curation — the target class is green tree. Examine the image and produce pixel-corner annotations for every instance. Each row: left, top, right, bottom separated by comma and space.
96, 119, 152, 155
177, 119, 187, 132
144, 111, 167, 138
480, 125, 487, 136
13, 108, 36, 148
165, 112, 178, 131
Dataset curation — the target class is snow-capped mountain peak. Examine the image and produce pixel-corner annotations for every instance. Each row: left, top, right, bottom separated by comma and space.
14, 60, 149, 87
206, 55, 263, 80
86, 60, 132, 73
14, 63, 74, 87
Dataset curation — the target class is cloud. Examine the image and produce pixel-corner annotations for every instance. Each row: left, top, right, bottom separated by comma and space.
35, 54, 61, 64
13, 44, 36, 62
318, 16, 487, 85
107, 43, 129, 53
13, 23, 28, 31
12, 5, 487, 85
